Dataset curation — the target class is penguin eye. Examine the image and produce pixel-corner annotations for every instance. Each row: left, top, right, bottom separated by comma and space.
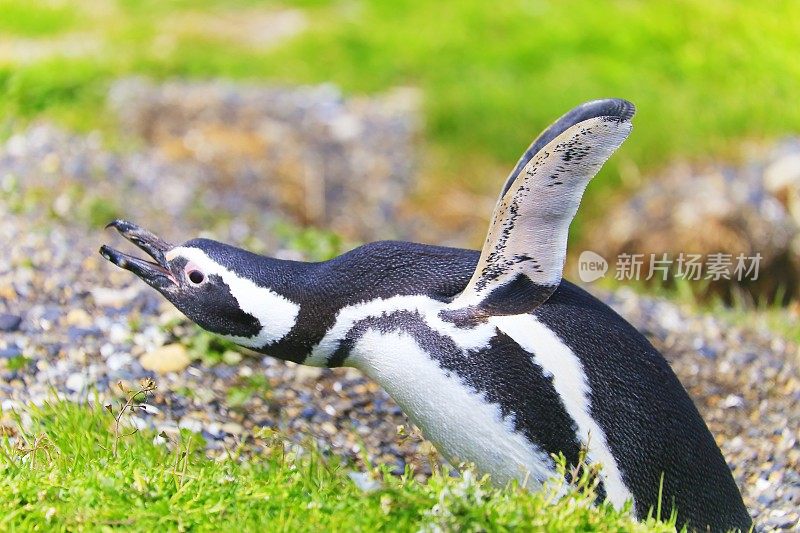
187, 270, 205, 285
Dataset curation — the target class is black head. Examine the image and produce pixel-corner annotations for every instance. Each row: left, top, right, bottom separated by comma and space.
100, 220, 300, 349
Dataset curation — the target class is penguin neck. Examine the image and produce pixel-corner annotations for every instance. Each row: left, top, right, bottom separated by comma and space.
256, 241, 480, 366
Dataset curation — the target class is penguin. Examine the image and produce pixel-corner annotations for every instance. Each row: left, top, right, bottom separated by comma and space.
100, 98, 752, 532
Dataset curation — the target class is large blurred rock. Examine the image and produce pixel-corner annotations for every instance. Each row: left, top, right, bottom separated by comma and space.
590, 138, 800, 300
108, 78, 421, 240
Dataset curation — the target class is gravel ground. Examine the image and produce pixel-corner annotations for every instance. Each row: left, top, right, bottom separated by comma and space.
0, 123, 798, 530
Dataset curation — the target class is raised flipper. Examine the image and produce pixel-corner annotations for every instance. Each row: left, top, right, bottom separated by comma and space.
442, 99, 635, 324
498, 98, 636, 200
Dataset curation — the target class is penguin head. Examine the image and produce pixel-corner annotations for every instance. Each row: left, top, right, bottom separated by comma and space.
100, 220, 300, 351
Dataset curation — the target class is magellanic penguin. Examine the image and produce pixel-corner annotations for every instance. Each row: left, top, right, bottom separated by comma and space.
100, 99, 752, 532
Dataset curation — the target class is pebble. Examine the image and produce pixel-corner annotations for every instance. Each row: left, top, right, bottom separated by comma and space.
106, 353, 131, 372
347, 471, 382, 493
65, 308, 93, 328
222, 350, 242, 365
91, 287, 141, 308
0, 313, 22, 332
0, 347, 22, 359
139, 403, 161, 416
140, 343, 191, 374
65, 373, 87, 392
178, 417, 203, 433
221, 422, 244, 435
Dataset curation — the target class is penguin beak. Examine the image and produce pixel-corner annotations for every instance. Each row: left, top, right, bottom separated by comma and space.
100, 220, 178, 288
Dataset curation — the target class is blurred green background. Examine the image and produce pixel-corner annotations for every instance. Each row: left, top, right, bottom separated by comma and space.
1, 0, 798, 239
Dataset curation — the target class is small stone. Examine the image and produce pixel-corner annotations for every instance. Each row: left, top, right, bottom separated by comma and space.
100, 343, 115, 358
140, 343, 190, 374
126, 416, 147, 431
0, 347, 22, 359
108, 323, 129, 344
178, 417, 203, 433
222, 350, 242, 365
221, 422, 244, 435
65, 308, 92, 328
294, 365, 323, 382
138, 403, 161, 416
67, 327, 100, 342
106, 353, 131, 372
156, 423, 180, 438
91, 286, 140, 307
762, 515, 798, 531
347, 471, 381, 493
0, 284, 16, 302
65, 373, 87, 392
721, 394, 744, 409
0, 313, 22, 332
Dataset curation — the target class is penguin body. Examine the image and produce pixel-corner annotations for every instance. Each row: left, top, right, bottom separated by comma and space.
101, 99, 752, 531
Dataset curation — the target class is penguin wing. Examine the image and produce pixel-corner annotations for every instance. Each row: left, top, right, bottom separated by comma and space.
498, 99, 636, 201
444, 99, 635, 322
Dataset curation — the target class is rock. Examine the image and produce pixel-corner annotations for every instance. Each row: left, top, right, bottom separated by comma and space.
347, 471, 382, 493
107, 78, 420, 241
65, 373, 87, 392
178, 417, 203, 433
762, 515, 798, 531
139, 343, 191, 374
222, 350, 242, 365
0, 313, 22, 332
106, 353, 132, 372
221, 422, 244, 435
65, 308, 92, 327
67, 326, 100, 342
0, 346, 22, 359
138, 403, 161, 416
764, 151, 800, 219
588, 139, 800, 301
91, 286, 141, 308
293, 365, 324, 382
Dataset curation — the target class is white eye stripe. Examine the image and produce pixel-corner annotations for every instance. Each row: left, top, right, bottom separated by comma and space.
169, 246, 300, 346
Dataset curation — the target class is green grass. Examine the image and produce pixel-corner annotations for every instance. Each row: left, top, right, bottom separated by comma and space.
0, 0, 82, 37
0, 401, 675, 532
1, 0, 798, 223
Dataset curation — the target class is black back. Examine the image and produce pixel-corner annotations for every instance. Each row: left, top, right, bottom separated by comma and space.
534, 282, 751, 531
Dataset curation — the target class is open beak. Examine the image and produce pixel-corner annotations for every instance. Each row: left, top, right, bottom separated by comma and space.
100, 220, 177, 287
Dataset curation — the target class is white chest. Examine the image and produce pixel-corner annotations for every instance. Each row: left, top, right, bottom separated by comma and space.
349, 328, 558, 489
310, 294, 635, 511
